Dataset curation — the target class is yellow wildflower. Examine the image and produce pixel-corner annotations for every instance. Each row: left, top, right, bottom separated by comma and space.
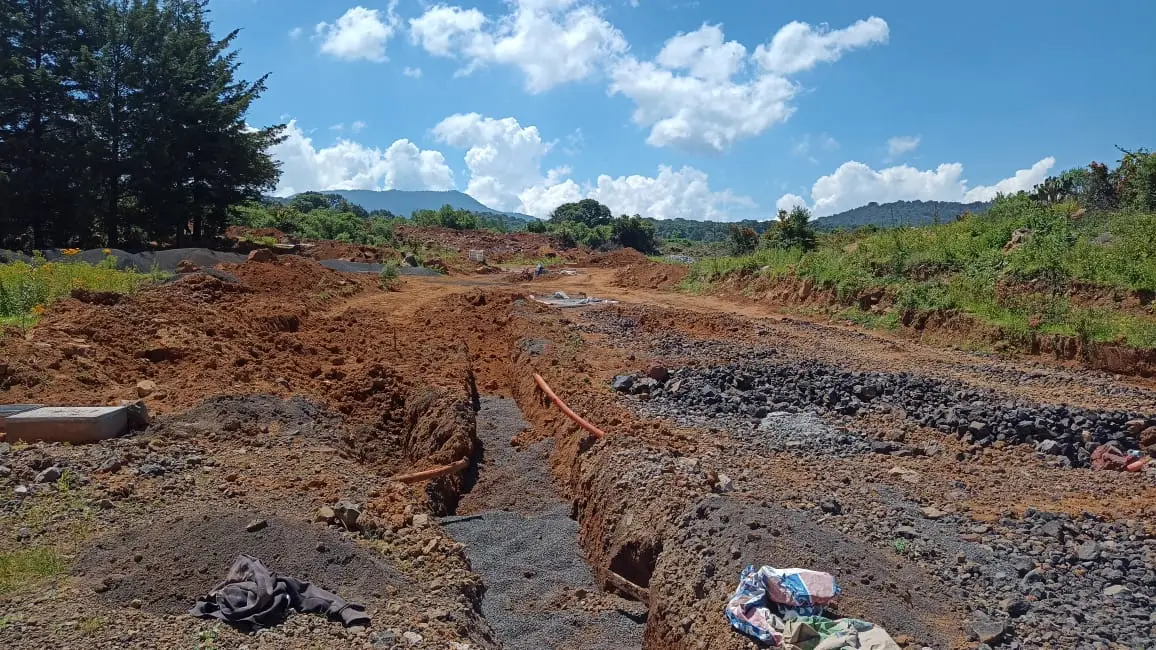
102, 248, 111, 255
32, 304, 46, 315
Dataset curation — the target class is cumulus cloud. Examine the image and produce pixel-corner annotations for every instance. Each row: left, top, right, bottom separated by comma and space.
430, 112, 751, 218
289, 27, 304, 39
402, 66, 424, 78
351, 121, 367, 133
779, 157, 1056, 217
315, 4, 399, 62
432, 112, 560, 211
610, 19, 888, 153
752, 17, 889, 75
270, 120, 454, 196
886, 135, 920, 158
409, 0, 627, 93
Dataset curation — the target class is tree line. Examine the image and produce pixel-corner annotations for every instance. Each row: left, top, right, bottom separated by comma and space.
0, 0, 283, 249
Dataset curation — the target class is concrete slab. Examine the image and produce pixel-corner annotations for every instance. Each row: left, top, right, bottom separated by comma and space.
5, 406, 129, 443
0, 404, 46, 431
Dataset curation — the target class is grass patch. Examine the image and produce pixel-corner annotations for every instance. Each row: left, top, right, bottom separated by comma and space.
0, 547, 67, 595
0, 252, 167, 329
681, 197, 1156, 350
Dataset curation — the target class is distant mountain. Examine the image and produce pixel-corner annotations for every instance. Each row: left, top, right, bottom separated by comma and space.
814, 199, 991, 230
283, 189, 536, 222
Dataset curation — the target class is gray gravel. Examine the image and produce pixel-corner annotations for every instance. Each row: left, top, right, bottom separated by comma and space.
440, 397, 644, 650
319, 259, 441, 276
582, 314, 1156, 649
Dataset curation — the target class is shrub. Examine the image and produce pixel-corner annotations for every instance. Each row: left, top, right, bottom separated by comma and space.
379, 261, 400, 290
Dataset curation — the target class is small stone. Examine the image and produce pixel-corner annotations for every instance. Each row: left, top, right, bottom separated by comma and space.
1075, 540, 1100, 561
1001, 598, 1030, 617
315, 506, 336, 523
245, 519, 268, 533
646, 364, 669, 382
94, 499, 115, 510
919, 506, 947, 519
130, 599, 144, 609
411, 514, 429, 528
819, 499, 842, 515
0, 466, 10, 478
402, 631, 423, 646
970, 620, 1007, 644
15, 527, 31, 541
247, 248, 275, 262
14, 485, 30, 496
894, 526, 919, 539
35, 466, 63, 483
611, 375, 636, 393
119, 400, 150, 429
713, 473, 733, 493
1103, 584, 1129, 597
135, 380, 157, 397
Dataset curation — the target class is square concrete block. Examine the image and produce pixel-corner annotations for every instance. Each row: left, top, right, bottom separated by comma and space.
5, 406, 129, 443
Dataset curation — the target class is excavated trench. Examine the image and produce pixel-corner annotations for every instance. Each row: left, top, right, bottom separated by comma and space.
439, 396, 645, 650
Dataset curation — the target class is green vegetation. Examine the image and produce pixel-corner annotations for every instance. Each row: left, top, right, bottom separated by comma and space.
1, 252, 167, 328
529, 199, 659, 253
1, 0, 282, 248
0, 546, 66, 596
231, 194, 401, 246
683, 151, 1156, 350
379, 261, 400, 290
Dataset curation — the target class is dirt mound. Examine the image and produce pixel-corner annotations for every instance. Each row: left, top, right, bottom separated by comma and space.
611, 261, 688, 290
148, 394, 345, 446
646, 496, 961, 649
396, 225, 565, 264
582, 248, 649, 268
225, 225, 288, 241
302, 240, 395, 263
75, 511, 408, 616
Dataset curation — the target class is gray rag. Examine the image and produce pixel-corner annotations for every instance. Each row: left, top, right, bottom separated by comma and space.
189, 554, 370, 628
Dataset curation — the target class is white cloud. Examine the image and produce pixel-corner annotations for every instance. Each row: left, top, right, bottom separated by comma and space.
289, 27, 304, 39
315, 4, 399, 62
329, 123, 345, 132
780, 156, 1056, 217
270, 120, 454, 196
410, 0, 627, 93
402, 66, 424, 78
432, 112, 560, 211
610, 19, 887, 153
776, 193, 807, 212
430, 112, 751, 219
886, 135, 920, 158
753, 17, 889, 75
351, 121, 367, 133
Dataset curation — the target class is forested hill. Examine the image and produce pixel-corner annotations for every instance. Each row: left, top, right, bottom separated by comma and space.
292, 190, 536, 223
812, 199, 992, 230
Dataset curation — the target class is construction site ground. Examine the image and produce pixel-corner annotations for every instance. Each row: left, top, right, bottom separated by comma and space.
1, 254, 1154, 650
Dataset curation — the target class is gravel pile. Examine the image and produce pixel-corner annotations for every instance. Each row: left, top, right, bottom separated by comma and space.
619, 358, 1152, 468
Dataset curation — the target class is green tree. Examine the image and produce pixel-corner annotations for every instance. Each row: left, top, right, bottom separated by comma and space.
727, 224, 759, 255
764, 206, 817, 251
526, 219, 548, 233
551, 198, 612, 228
612, 214, 658, 253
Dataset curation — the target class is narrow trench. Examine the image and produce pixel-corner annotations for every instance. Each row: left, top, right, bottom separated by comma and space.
439, 396, 646, 650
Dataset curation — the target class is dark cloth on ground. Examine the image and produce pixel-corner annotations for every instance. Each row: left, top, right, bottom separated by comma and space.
189, 554, 370, 628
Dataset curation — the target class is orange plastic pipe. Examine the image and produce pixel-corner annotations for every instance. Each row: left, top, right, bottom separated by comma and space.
533, 373, 606, 439
391, 457, 470, 483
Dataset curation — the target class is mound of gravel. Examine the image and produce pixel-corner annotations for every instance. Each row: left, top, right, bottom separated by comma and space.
319, 259, 441, 276
626, 358, 1152, 468
76, 511, 408, 616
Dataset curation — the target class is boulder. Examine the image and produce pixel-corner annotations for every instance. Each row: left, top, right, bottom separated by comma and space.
247, 248, 275, 262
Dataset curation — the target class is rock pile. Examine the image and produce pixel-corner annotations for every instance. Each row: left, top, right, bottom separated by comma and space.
615, 359, 1152, 468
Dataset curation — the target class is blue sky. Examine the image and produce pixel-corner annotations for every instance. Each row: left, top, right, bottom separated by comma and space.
211, 0, 1156, 220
